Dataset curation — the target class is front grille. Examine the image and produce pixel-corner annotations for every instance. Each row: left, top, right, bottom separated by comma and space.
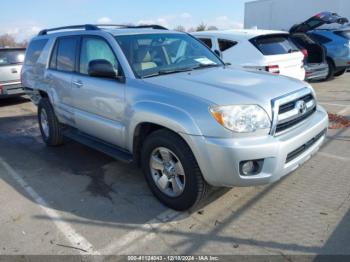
276, 107, 316, 133
271, 89, 317, 135
286, 129, 327, 163
279, 94, 313, 114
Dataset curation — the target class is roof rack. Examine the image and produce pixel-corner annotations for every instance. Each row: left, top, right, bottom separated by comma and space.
38, 24, 168, 36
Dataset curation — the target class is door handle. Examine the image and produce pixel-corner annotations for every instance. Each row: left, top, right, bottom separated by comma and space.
72, 80, 83, 88
11, 68, 18, 73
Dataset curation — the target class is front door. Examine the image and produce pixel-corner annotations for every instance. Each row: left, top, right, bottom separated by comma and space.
71, 36, 126, 148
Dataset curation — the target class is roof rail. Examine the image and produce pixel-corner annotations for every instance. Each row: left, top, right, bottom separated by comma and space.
38, 24, 168, 36
38, 24, 99, 36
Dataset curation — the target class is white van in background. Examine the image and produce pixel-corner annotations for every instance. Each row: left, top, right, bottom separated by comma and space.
192, 29, 306, 80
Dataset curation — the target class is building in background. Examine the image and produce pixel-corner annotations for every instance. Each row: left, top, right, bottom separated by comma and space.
244, 0, 350, 30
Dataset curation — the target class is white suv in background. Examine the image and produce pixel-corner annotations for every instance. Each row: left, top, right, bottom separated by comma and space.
192, 29, 306, 80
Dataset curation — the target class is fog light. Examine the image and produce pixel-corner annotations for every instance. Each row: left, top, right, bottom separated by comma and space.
240, 160, 263, 176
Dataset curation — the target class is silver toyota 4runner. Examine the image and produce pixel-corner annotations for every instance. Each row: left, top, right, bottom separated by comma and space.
22, 25, 328, 210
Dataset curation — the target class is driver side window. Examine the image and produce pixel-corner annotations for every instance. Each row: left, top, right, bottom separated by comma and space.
79, 37, 119, 75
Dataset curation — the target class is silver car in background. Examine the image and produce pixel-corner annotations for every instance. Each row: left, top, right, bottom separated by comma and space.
22, 25, 328, 210
0, 48, 25, 98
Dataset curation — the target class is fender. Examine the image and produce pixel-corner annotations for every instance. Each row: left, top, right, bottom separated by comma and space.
126, 101, 203, 152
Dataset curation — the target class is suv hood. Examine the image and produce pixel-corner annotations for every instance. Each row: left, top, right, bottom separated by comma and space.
143, 67, 308, 117
290, 12, 349, 33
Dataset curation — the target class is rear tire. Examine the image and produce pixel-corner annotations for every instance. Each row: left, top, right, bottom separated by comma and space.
141, 129, 209, 211
325, 58, 335, 80
38, 98, 64, 147
334, 68, 346, 77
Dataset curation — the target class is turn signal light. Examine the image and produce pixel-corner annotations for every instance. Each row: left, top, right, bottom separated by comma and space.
266, 65, 280, 74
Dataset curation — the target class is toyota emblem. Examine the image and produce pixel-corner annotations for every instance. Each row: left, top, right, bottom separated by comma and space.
295, 100, 307, 115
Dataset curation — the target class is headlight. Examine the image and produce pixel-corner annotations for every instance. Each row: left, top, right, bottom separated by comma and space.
210, 105, 271, 133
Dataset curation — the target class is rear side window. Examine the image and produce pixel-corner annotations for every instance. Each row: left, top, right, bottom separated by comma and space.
0, 50, 25, 66
50, 37, 78, 72
308, 33, 332, 44
24, 39, 48, 65
198, 38, 213, 48
251, 35, 299, 55
218, 39, 237, 52
335, 30, 350, 40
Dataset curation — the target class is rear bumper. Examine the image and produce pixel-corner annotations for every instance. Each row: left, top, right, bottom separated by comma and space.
305, 63, 329, 81
184, 105, 328, 187
0, 82, 24, 98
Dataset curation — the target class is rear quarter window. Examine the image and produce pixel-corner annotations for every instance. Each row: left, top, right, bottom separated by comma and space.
308, 33, 332, 44
218, 39, 237, 52
335, 30, 350, 40
198, 38, 213, 49
25, 39, 48, 65
250, 35, 299, 55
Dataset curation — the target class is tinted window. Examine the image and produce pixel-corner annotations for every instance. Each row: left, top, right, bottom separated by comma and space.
56, 37, 78, 72
335, 30, 350, 40
308, 33, 332, 44
198, 38, 213, 48
218, 39, 237, 52
24, 39, 48, 65
251, 35, 299, 55
80, 37, 119, 75
49, 41, 58, 69
0, 50, 25, 66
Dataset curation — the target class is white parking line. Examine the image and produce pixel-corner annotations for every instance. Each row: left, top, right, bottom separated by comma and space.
318, 152, 350, 162
99, 209, 186, 255
0, 157, 100, 255
337, 106, 350, 115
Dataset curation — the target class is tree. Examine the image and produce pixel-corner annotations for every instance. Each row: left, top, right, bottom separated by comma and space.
196, 23, 207, 32
207, 25, 218, 31
0, 34, 17, 48
174, 25, 186, 32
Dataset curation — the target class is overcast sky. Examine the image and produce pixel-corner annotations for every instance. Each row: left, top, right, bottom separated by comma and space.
0, 0, 250, 41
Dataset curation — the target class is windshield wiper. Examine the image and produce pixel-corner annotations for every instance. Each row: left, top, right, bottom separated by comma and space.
190, 63, 222, 70
142, 67, 194, 78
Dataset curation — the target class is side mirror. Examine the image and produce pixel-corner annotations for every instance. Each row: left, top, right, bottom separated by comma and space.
88, 59, 117, 79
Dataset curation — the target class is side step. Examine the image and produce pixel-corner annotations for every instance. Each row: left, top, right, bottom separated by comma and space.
62, 128, 133, 163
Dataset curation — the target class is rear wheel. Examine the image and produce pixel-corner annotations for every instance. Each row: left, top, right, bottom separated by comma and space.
334, 68, 346, 77
325, 58, 335, 80
38, 98, 64, 146
141, 129, 209, 211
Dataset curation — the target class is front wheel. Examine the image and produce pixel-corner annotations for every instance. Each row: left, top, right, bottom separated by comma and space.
38, 98, 64, 146
141, 129, 209, 211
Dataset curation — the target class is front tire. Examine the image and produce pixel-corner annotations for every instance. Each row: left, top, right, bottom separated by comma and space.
141, 129, 208, 211
38, 98, 64, 146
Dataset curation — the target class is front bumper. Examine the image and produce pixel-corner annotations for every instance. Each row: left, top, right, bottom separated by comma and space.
184, 105, 328, 187
0, 82, 24, 98
305, 63, 329, 81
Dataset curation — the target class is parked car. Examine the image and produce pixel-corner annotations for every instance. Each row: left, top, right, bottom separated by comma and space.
289, 33, 328, 81
0, 48, 25, 98
290, 12, 350, 79
22, 24, 328, 210
192, 29, 306, 80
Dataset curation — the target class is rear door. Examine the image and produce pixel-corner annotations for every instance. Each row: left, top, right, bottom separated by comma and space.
47, 36, 79, 125
0, 49, 25, 84
71, 35, 126, 147
251, 34, 305, 80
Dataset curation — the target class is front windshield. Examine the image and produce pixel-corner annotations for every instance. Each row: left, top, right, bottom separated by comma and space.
115, 33, 223, 78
